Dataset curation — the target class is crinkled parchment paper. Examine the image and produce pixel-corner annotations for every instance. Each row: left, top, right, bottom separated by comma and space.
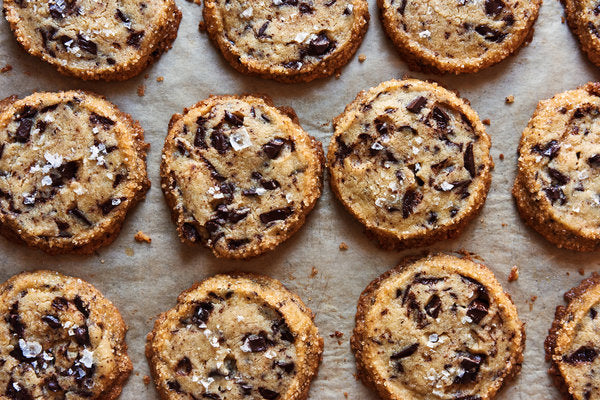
1, 0, 600, 398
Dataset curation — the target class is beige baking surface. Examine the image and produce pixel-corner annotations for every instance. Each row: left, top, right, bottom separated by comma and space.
1, 0, 599, 398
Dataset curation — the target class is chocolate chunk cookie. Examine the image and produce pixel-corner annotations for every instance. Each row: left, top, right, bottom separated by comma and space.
203, 0, 369, 82
0, 91, 150, 254
327, 79, 493, 250
3, 0, 181, 81
563, 0, 600, 68
351, 253, 525, 400
0, 270, 132, 399
513, 82, 600, 251
545, 273, 600, 400
146, 273, 323, 400
378, 0, 541, 74
161, 95, 323, 259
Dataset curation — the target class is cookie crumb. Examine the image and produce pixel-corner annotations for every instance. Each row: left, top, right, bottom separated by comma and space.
143, 375, 151, 385
358, 54, 366, 63
339, 241, 349, 251
505, 95, 515, 104
310, 266, 318, 278
1, 64, 12, 73
499, 153, 504, 161
137, 84, 146, 97
156, 76, 164, 82
199, 21, 206, 32
482, 118, 491, 125
508, 266, 519, 282
579, 267, 585, 276
134, 230, 152, 243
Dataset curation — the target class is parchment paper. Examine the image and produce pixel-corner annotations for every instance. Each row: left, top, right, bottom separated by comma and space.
1, 0, 599, 398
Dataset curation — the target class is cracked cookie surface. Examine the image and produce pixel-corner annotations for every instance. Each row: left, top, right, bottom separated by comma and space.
3, 0, 181, 81
146, 273, 323, 400
351, 253, 524, 400
378, 0, 541, 73
327, 79, 492, 250
160, 95, 323, 259
203, 0, 369, 82
546, 273, 600, 400
0, 91, 150, 254
0, 270, 132, 400
513, 82, 600, 251
563, 0, 600, 68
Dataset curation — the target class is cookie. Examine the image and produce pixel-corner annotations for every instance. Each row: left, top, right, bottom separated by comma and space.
563, 0, 600, 68
378, 0, 541, 74
160, 94, 323, 259
203, 0, 369, 82
146, 273, 323, 400
327, 79, 493, 250
545, 273, 600, 400
0, 91, 150, 254
0, 270, 132, 399
3, 0, 181, 81
513, 82, 600, 251
351, 253, 525, 400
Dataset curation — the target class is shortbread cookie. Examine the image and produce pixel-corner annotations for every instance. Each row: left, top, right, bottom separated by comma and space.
0, 270, 132, 399
513, 82, 600, 251
0, 91, 150, 254
351, 253, 524, 400
146, 273, 323, 400
563, 0, 600, 68
3, 0, 181, 81
327, 79, 493, 250
378, 0, 541, 74
161, 95, 323, 259
546, 273, 600, 400
203, 0, 369, 82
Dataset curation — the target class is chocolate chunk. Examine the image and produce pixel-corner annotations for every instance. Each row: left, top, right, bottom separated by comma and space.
210, 130, 230, 154
42, 314, 61, 329
6, 303, 25, 337
464, 142, 475, 177
74, 295, 90, 318
15, 118, 33, 143
244, 332, 272, 352
77, 34, 97, 55
175, 357, 192, 375
587, 154, 600, 167
182, 222, 200, 242
52, 297, 69, 310
431, 106, 450, 130
406, 96, 427, 113
224, 111, 244, 126
484, 0, 505, 17
391, 343, 419, 359
227, 238, 250, 249
307, 33, 333, 56
274, 360, 295, 373
402, 189, 423, 218
424, 294, 441, 318
191, 302, 214, 326
532, 139, 560, 159
466, 298, 489, 324
258, 388, 279, 399
263, 138, 285, 159
547, 168, 569, 186
475, 25, 507, 42
73, 325, 90, 346
454, 352, 486, 384
89, 113, 115, 128
563, 346, 598, 364
257, 22, 270, 37
127, 31, 145, 47
259, 207, 293, 224
543, 186, 566, 205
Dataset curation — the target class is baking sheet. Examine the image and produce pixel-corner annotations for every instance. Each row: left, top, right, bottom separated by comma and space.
1, 0, 600, 398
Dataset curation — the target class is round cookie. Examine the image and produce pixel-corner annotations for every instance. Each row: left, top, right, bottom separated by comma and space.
203, 0, 369, 82
351, 253, 525, 400
513, 82, 600, 251
3, 0, 181, 81
160, 95, 323, 259
327, 79, 493, 250
0, 270, 132, 399
545, 273, 600, 400
146, 273, 323, 400
378, 0, 541, 74
563, 0, 600, 68
0, 91, 150, 254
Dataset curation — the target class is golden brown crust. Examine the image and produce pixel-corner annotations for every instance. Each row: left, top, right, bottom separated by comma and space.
202, 0, 369, 82
3, 0, 181, 81
0, 91, 150, 254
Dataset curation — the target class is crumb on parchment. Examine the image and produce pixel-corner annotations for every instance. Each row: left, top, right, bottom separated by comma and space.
508, 265, 519, 282
134, 231, 152, 243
